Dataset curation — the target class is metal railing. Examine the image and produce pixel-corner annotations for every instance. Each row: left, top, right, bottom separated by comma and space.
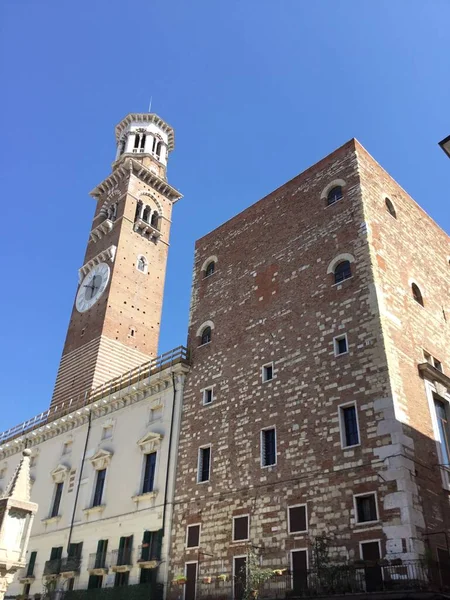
60, 557, 81, 573
137, 544, 159, 563
111, 548, 133, 567
88, 552, 110, 570
0, 346, 189, 445
170, 560, 450, 599
43, 559, 61, 576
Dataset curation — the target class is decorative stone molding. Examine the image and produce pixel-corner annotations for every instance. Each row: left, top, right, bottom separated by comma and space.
90, 219, 114, 243
115, 113, 175, 151
50, 464, 69, 484
131, 490, 157, 503
418, 362, 450, 395
326, 253, 356, 275
137, 432, 162, 455
83, 504, 105, 517
78, 246, 117, 282
89, 449, 113, 471
320, 178, 347, 200
196, 320, 215, 338
201, 256, 218, 273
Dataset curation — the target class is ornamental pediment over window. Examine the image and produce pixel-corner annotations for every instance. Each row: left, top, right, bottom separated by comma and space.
137, 432, 163, 454
51, 464, 69, 483
90, 449, 113, 470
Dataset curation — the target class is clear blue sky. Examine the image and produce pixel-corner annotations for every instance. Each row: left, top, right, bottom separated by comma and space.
1, 1, 449, 432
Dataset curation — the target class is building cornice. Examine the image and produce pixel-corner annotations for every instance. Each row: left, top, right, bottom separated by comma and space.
0, 347, 190, 459
115, 113, 175, 152
90, 158, 182, 203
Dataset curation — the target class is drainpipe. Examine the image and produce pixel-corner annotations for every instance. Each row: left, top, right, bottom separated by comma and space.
67, 410, 92, 553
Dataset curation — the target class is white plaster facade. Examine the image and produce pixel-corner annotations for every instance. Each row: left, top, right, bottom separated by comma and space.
0, 361, 189, 597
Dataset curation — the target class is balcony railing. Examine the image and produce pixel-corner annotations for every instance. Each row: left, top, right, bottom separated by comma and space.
0, 345, 190, 445
43, 559, 61, 576
88, 552, 110, 571
111, 548, 133, 569
137, 544, 160, 566
60, 557, 81, 574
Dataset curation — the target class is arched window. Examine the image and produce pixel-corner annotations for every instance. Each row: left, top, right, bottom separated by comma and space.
133, 134, 140, 150
204, 261, 215, 278
107, 203, 117, 221
135, 200, 143, 222
334, 260, 352, 284
119, 139, 126, 155
156, 141, 162, 159
142, 205, 151, 223
139, 134, 146, 151
200, 327, 212, 346
385, 197, 397, 218
412, 283, 424, 306
137, 256, 147, 273
327, 186, 343, 206
150, 211, 159, 229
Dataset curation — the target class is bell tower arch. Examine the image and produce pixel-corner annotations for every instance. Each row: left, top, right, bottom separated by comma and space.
50, 113, 182, 409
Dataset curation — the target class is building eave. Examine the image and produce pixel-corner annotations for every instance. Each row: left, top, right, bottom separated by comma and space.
89, 158, 183, 203
115, 113, 175, 152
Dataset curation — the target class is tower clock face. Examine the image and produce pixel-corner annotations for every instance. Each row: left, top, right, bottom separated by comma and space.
76, 263, 110, 313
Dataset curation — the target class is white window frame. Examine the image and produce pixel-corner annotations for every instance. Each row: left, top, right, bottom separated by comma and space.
261, 362, 274, 383
139, 450, 159, 496
338, 402, 361, 449
185, 523, 201, 549
183, 561, 198, 600
333, 333, 349, 356
201, 385, 215, 406
359, 539, 382, 560
233, 555, 248, 599
232, 514, 250, 542
287, 504, 308, 534
353, 491, 379, 525
260, 427, 277, 468
197, 445, 211, 484
136, 254, 148, 274
424, 379, 450, 490
289, 548, 309, 589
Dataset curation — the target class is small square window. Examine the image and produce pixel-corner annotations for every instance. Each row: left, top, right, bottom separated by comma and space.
288, 505, 307, 533
262, 363, 273, 383
186, 524, 200, 548
202, 387, 214, 405
334, 334, 348, 356
233, 515, 249, 541
354, 493, 378, 524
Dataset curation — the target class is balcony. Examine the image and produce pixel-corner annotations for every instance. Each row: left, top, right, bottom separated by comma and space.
88, 552, 110, 575
43, 558, 61, 578
110, 548, 133, 573
19, 565, 37, 584
60, 557, 82, 578
137, 545, 159, 570
133, 217, 161, 239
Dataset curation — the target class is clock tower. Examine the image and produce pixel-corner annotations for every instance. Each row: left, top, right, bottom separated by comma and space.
50, 113, 182, 409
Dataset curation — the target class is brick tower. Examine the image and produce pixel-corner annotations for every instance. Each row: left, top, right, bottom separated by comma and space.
50, 113, 182, 409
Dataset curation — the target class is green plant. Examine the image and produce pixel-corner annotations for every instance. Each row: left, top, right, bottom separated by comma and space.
243, 548, 274, 600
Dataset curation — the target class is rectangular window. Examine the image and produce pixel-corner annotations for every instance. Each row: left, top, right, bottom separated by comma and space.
233, 516, 249, 541
88, 575, 103, 589
26, 552, 37, 577
142, 452, 157, 494
185, 562, 198, 600
50, 546, 63, 561
50, 482, 63, 518
288, 505, 307, 533
333, 334, 348, 356
23, 583, 31, 597
93, 469, 106, 507
117, 536, 133, 566
202, 387, 214, 405
94, 539, 108, 569
339, 404, 360, 448
197, 447, 211, 483
261, 428, 276, 467
114, 571, 129, 587
262, 363, 273, 382
435, 399, 450, 466
355, 493, 378, 523
186, 524, 200, 548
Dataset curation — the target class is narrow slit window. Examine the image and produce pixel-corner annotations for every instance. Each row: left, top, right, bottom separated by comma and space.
202, 388, 213, 405
411, 283, 424, 306
93, 469, 106, 507
385, 197, 397, 218
334, 334, 348, 356
197, 447, 211, 483
261, 428, 276, 467
50, 482, 63, 518
262, 363, 273, 382
142, 452, 157, 494
340, 404, 360, 447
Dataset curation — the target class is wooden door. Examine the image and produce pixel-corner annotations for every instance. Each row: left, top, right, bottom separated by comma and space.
361, 541, 382, 592
185, 562, 197, 600
291, 550, 307, 595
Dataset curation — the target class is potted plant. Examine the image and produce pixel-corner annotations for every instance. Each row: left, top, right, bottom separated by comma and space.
273, 569, 287, 576
203, 576, 212, 584
173, 575, 187, 585
217, 574, 228, 582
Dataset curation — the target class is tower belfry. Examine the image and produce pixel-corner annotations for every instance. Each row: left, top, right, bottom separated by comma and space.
50, 113, 182, 409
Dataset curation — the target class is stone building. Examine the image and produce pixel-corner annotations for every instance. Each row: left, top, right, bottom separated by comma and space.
1, 115, 450, 600
0, 113, 189, 598
168, 138, 450, 596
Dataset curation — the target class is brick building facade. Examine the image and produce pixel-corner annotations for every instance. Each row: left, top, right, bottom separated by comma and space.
168, 139, 450, 593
